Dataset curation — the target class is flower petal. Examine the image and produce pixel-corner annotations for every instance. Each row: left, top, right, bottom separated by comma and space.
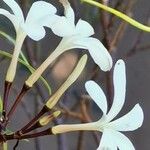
24, 1, 65, 39
46, 15, 75, 37
26, 1, 57, 24
111, 130, 135, 150
97, 129, 117, 150
75, 19, 94, 37
107, 104, 144, 131
75, 37, 113, 71
56, 37, 112, 71
3, 0, 24, 22
22, 23, 45, 41
85, 80, 108, 115
0, 8, 19, 30
106, 60, 126, 122
60, 0, 75, 25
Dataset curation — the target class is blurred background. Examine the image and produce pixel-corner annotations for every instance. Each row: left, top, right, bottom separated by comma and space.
0, 0, 150, 149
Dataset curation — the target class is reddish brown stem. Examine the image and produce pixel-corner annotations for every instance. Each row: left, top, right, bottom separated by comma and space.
19, 106, 49, 134
5, 84, 30, 126
4, 128, 52, 141
3, 81, 12, 119
21, 122, 41, 134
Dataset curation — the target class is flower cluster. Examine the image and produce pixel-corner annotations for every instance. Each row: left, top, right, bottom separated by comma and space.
0, 0, 144, 149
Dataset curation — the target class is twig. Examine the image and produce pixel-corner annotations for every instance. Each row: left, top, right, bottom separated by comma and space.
13, 140, 19, 150
77, 131, 84, 150
110, 0, 136, 52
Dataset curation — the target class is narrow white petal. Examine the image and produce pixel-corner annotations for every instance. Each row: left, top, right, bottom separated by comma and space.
3, 0, 24, 22
56, 37, 112, 71
26, 1, 56, 23
85, 80, 108, 115
106, 60, 126, 122
75, 19, 94, 37
60, 0, 75, 25
54, 36, 85, 53
24, 1, 59, 40
75, 37, 113, 71
111, 130, 135, 150
0, 8, 19, 31
97, 129, 117, 150
107, 104, 144, 131
22, 23, 45, 41
48, 16, 75, 37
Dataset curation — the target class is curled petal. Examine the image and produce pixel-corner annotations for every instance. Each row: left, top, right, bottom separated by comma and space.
85, 80, 108, 115
25, 1, 75, 38
75, 19, 94, 37
26, 1, 57, 24
107, 104, 144, 131
75, 37, 113, 71
3, 0, 24, 22
106, 60, 126, 122
22, 23, 46, 41
97, 129, 117, 150
47, 16, 75, 37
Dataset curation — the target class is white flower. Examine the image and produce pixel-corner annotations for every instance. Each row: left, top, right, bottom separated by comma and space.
56, 0, 113, 71
25, 0, 113, 88
52, 60, 144, 150
1, 0, 73, 40
0, 0, 73, 82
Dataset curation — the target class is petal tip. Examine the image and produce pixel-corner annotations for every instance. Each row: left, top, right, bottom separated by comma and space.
116, 59, 125, 66
101, 57, 113, 72
85, 80, 95, 88
135, 103, 144, 128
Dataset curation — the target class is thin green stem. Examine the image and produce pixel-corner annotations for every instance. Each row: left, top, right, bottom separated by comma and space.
82, 0, 150, 32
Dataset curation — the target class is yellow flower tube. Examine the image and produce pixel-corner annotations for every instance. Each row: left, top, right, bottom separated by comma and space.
46, 54, 88, 109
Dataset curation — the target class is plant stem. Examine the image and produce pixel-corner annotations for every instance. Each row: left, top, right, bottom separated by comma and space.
82, 0, 150, 32
19, 106, 49, 134
3, 81, 12, 120
5, 84, 30, 126
0, 49, 51, 95
4, 128, 52, 141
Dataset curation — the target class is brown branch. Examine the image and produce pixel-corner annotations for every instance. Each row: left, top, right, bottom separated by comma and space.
110, 0, 136, 52
4, 128, 52, 141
